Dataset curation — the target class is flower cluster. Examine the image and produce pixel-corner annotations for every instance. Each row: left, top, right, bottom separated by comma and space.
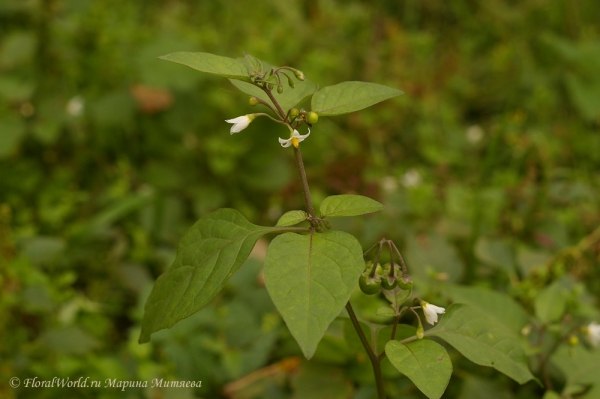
226, 114, 310, 148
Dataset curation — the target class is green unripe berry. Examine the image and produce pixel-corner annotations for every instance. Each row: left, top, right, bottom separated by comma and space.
359, 272, 381, 295
289, 108, 299, 118
249, 97, 259, 106
307, 111, 319, 124
381, 275, 397, 290
397, 275, 413, 290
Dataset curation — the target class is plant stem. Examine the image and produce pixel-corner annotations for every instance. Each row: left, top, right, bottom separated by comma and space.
293, 147, 316, 218
263, 86, 287, 120
346, 302, 386, 399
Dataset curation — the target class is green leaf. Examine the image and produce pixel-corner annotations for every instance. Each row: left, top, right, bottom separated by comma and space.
534, 282, 568, 323
139, 209, 281, 343
446, 285, 529, 334
276, 210, 308, 227
376, 306, 397, 317
542, 392, 562, 399
320, 194, 383, 218
158, 52, 251, 82
243, 51, 262, 73
264, 230, 364, 359
230, 77, 318, 112
551, 342, 600, 386
383, 286, 412, 310
428, 304, 535, 384
474, 237, 515, 272
385, 340, 452, 399
311, 81, 402, 116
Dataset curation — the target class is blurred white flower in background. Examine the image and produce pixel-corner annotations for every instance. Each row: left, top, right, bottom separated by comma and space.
402, 169, 422, 188
585, 322, 600, 347
466, 125, 484, 143
66, 96, 84, 117
381, 176, 399, 192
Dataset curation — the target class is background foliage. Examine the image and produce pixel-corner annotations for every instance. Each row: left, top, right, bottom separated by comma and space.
1, 0, 599, 398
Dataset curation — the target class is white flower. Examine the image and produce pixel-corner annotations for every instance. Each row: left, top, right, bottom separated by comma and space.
401, 169, 421, 188
586, 322, 600, 347
466, 125, 484, 143
278, 128, 310, 148
66, 96, 84, 117
421, 301, 445, 325
225, 114, 255, 134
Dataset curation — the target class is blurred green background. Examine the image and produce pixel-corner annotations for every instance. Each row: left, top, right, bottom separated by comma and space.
1, 0, 599, 398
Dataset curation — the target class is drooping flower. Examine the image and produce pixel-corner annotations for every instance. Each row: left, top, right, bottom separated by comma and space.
585, 322, 600, 347
225, 114, 256, 134
420, 301, 445, 325
278, 128, 310, 148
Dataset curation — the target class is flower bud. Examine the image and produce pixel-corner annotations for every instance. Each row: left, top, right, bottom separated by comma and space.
416, 320, 424, 339
249, 96, 259, 106
293, 69, 305, 81
307, 111, 318, 124
568, 335, 579, 346
286, 74, 296, 88
277, 85, 284, 94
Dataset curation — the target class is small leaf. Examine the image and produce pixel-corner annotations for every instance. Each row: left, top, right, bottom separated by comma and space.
428, 304, 535, 384
158, 52, 251, 82
311, 81, 402, 116
320, 194, 383, 218
264, 230, 364, 359
385, 340, 452, 399
534, 282, 568, 324
276, 210, 308, 227
375, 306, 397, 317
383, 286, 412, 309
139, 209, 281, 343
474, 237, 515, 272
243, 51, 262, 73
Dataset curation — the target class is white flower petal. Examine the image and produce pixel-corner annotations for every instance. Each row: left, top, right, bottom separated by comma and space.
225, 115, 252, 134
588, 322, 600, 347
421, 302, 445, 325
278, 137, 292, 147
295, 127, 310, 141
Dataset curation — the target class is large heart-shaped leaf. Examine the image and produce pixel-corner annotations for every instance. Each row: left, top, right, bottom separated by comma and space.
320, 194, 383, 218
446, 285, 529, 334
386, 340, 452, 399
264, 230, 364, 359
428, 304, 535, 384
311, 81, 402, 116
158, 52, 251, 82
139, 209, 283, 343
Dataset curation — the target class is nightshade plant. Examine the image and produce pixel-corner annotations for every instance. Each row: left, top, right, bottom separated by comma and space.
138, 51, 539, 399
